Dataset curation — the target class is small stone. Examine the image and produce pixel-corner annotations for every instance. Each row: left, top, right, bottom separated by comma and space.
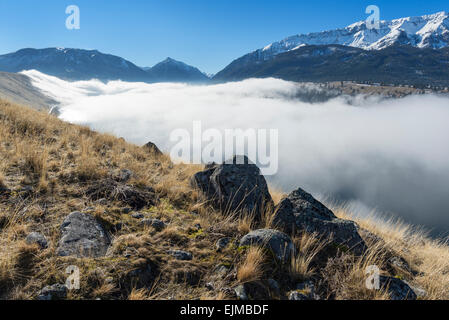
215, 237, 231, 252
141, 218, 166, 231
205, 282, 214, 291
234, 285, 248, 300
37, 284, 67, 300
131, 212, 144, 219
122, 208, 132, 214
26, 232, 48, 249
168, 250, 193, 261
288, 291, 309, 300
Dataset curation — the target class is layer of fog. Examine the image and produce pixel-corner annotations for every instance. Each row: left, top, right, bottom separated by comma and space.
23, 70, 449, 237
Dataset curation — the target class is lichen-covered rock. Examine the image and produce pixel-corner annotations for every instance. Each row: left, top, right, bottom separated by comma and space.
273, 188, 366, 255
191, 156, 273, 220
131, 212, 144, 219
56, 212, 110, 258
240, 229, 295, 262
380, 276, 417, 300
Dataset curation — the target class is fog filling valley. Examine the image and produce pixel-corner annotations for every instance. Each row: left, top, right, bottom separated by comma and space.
23, 70, 449, 237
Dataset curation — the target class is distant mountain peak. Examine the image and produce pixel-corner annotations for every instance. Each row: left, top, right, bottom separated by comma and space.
144, 57, 210, 83
162, 57, 177, 63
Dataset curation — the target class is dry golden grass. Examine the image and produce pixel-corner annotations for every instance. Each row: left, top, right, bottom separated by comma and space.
128, 288, 151, 300
237, 246, 266, 283
1, 98, 449, 300
333, 206, 449, 300
290, 232, 330, 281
268, 186, 285, 205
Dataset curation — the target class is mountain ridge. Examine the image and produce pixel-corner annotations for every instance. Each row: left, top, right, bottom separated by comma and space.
213, 44, 449, 87
242, 11, 449, 65
0, 48, 209, 83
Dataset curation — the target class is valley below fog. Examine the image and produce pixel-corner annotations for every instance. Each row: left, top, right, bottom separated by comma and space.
24, 70, 449, 238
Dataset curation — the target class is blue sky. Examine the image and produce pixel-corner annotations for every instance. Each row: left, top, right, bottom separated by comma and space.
0, 0, 447, 73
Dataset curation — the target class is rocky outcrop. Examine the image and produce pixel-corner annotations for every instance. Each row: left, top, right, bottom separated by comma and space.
240, 229, 295, 262
56, 212, 110, 258
143, 141, 162, 155
273, 188, 366, 255
191, 155, 273, 220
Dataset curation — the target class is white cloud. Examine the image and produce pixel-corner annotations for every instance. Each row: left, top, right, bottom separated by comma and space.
23, 70, 449, 237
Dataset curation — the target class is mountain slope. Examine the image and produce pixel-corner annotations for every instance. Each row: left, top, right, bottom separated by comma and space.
0, 71, 56, 110
0, 48, 150, 82
143, 57, 210, 83
214, 44, 449, 87
231, 11, 449, 67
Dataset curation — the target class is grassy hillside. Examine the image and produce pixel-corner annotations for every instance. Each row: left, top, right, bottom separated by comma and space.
0, 99, 448, 300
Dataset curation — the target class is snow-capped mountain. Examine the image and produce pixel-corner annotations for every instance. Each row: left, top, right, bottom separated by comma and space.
143, 57, 210, 82
244, 11, 449, 63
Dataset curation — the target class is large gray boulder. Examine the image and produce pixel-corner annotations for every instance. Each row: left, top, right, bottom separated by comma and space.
240, 229, 295, 262
380, 276, 417, 300
273, 188, 366, 255
56, 212, 110, 258
191, 155, 273, 220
